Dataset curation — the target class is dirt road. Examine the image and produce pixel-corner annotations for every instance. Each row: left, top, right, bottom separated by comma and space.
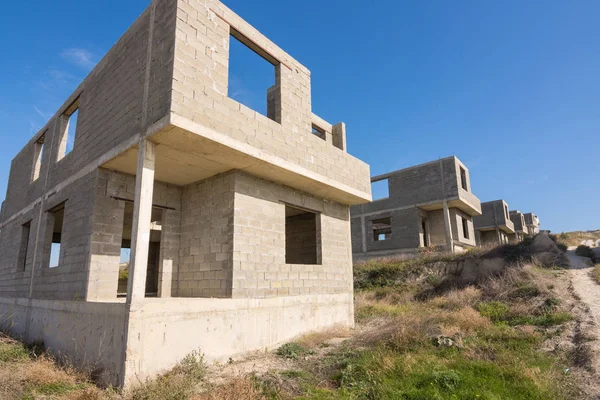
567, 250, 600, 327
568, 250, 600, 326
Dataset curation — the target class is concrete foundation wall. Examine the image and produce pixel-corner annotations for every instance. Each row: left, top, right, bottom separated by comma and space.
124, 293, 352, 384
0, 297, 127, 386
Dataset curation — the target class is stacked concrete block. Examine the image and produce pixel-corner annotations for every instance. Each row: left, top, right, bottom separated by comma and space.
0, 0, 370, 387
351, 156, 482, 260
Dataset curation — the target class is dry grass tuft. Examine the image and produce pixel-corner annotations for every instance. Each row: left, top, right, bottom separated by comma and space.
591, 264, 600, 285
296, 325, 352, 349
193, 376, 267, 400
429, 286, 482, 310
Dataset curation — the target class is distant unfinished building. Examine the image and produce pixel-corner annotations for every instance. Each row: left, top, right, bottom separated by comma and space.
0, 0, 371, 387
524, 213, 540, 235
350, 156, 482, 260
473, 200, 515, 246
509, 210, 528, 241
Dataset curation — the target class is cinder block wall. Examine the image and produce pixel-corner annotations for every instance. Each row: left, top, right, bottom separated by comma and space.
231, 171, 352, 298
2, 0, 177, 220
169, 0, 370, 195
179, 173, 235, 298
427, 209, 447, 246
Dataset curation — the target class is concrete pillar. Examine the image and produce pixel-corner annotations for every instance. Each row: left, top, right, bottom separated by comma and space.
332, 122, 346, 152
442, 201, 454, 253
126, 140, 156, 304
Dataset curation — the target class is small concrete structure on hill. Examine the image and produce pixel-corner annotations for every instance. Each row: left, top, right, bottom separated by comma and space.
524, 213, 540, 235
0, 0, 371, 387
350, 156, 482, 260
473, 200, 515, 246
509, 210, 528, 241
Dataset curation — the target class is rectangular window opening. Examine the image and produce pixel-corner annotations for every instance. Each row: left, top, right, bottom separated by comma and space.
504, 205, 509, 219
31, 133, 45, 182
371, 179, 390, 201
228, 31, 277, 122
421, 218, 429, 247
58, 100, 80, 160
18, 221, 32, 271
285, 205, 320, 265
311, 124, 326, 140
372, 217, 392, 241
460, 167, 468, 191
48, 204, 65, 268
461, 217, 470, 240
118, 202, 163, 298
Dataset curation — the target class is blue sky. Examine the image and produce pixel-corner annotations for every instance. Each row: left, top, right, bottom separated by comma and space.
0, 1, 598, 233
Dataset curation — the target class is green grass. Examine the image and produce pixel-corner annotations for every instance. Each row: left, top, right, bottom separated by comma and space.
0, 340, 30, 362
276, 342, 315, 360
476, 300, 572, 327
298, 336, 566, 400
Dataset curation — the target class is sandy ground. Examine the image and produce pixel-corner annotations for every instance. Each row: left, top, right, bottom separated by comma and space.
568, 250, 600, 326
566, 248, 600, 399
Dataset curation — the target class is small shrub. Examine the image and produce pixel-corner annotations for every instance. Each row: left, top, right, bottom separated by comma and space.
430, 369, 462, 391
276, 342, 314, 360
509, 284, 540, 299
575, 245, 595, 259
128, 351, 206, 400
477, 301, 510, 323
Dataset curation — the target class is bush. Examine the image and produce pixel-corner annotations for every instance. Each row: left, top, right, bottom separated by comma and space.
476, 301, 510, 323
276, 342, 314, 360
575, 245, 595, 259
128, 351, 206, 400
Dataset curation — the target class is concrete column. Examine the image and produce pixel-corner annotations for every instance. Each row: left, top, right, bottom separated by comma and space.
332, 122, 346, 152
442, 201, 454, 253
126, 140, 156, 304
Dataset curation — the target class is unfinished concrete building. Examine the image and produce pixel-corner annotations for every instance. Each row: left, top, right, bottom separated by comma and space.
509, 210, 528, 242
524, 213, 540, 235
473, 200, 515, 246
350, 156, 482, 260
0, 0, 371, 387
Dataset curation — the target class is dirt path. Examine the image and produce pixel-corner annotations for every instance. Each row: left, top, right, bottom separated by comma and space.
566, 248, 600, 398
568, 250, 600, 326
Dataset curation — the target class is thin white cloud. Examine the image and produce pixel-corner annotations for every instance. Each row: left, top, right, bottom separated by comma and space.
61, 48, 98, 70
33, 105, 52, 119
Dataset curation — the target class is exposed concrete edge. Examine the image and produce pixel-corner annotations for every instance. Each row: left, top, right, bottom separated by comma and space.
371, 155, 457, 181
169, 112, 371, 204
352, 197, 462, 218
0, 296, 126, 315
130, 292, 353, 314
476, 225, 516, 234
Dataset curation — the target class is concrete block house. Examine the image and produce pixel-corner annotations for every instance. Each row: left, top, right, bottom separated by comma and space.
350, 156, 481, 260
524, 213, 540, 235
509, 210, 528, 242
473, 200, 515, 246
0, 0, 371, 387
